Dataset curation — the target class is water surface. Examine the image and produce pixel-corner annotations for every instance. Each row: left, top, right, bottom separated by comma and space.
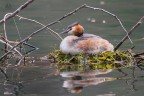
0, 0, 144, 96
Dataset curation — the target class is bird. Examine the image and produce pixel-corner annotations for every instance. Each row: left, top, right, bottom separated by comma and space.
60, 22, 114, 55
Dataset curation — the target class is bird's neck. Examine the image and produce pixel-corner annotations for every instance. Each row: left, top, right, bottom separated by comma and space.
74, 31, 83, 37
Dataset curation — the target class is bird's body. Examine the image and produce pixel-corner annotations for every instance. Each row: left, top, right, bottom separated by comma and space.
60, 22, 114, 54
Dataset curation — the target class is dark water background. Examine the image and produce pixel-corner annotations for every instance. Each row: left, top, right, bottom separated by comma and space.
0, 0, 144, 96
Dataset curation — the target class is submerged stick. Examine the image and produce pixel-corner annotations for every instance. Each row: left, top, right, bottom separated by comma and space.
114, 16, 144, 51
0, 0, 34, 25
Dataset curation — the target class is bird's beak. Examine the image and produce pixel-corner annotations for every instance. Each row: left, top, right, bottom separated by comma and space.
59, 28, 71, 34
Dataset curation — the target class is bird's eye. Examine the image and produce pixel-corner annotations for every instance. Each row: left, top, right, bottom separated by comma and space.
69, 27, 72, 30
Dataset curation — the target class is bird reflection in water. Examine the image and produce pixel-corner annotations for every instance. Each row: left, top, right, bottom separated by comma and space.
60, 69, 115, 94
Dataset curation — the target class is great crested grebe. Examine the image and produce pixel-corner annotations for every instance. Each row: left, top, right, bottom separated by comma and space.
60, 22, 114, 54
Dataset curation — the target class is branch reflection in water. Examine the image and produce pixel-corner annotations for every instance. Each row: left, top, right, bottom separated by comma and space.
4, 80, 24, 96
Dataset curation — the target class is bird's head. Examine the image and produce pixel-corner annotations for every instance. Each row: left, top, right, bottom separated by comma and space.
60, 22, 84, 37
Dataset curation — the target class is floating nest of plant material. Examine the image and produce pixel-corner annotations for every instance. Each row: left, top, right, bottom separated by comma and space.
47, 50, 136, 72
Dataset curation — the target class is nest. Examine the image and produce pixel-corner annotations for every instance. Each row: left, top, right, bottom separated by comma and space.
48, 50, 135, 72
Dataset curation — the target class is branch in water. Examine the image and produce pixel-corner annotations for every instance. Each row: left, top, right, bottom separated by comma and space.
134, 52, 144, 57
0, 0, 35, 24
114, 16, 144, 51
0, 36, 22, 57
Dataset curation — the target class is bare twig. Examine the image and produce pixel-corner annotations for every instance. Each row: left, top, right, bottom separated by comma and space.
0, 0, 35, 24
0, 34, 36, 49
134, 52, 144, 57
114, 16, 144, 51
16, 15, 62, 40
0, 36, 22, 56
3, 14, 10, 40
3, 13, 10, 57
85, 5, 133, 44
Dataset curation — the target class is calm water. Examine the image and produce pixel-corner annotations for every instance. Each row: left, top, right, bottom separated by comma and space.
0, 0, 144, 96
